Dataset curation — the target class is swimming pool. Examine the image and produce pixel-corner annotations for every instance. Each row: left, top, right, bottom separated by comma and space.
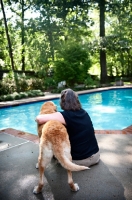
0, 88, 132, 135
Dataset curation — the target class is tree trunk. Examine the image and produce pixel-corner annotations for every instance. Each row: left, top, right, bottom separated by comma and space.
99, 0, 107, 83
100, 49, 107, 83
21, 0, 25, 71
0, 0, 15, 70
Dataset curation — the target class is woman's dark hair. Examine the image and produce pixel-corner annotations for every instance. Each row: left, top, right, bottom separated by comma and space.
60, 88, 82, 110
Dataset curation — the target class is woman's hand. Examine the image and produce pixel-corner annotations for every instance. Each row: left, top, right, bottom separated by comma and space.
35, 115, 46, 124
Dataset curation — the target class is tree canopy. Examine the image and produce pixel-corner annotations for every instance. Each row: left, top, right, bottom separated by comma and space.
0, 0, 132, 85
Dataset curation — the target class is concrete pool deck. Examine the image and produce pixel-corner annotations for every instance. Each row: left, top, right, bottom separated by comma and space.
0, 85, 132, 200
0, 131, 132, 200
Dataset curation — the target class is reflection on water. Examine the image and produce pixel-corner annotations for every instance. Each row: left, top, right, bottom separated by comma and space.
86, 92, 103, 104
0, 88, 132, 134
79, 89, 132, 130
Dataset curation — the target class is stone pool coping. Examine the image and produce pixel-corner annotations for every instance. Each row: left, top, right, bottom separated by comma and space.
0, 85, 132, 142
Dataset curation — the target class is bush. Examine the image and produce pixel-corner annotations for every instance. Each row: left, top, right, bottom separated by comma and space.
0, 90, 44, 102
15, 75, 29, 92
31, 78, 45, 90
0, 81, 8, 95
4, 94, 14, 101
54, 42, 92, 87
44, 77, 57, 90
27, 91, 35, 97
19, 92, 29, 98
1, 73, 46, 95
0, 80, 15, 95
84, 75, 96, 88
0, 95, 4, 101
51, 87, 64, 94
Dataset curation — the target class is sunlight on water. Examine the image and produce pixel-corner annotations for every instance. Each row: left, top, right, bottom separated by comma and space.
90, 105, 117, 113
0, 88, 132, 135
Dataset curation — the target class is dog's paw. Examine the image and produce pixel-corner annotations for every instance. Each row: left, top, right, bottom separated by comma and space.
71, 183, 79, 192
36, 163, 39, 169
74, 183, 79, 191
33, 186, 41, 194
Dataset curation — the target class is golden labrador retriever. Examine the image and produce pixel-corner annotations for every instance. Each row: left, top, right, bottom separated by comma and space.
33, 101, 89, 194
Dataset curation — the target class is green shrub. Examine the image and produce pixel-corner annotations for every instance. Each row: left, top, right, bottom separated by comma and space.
4, 95, 14, 101
27, 90, 44, 97
54, 42, 92, 87
31, 89, 41, 94
0, 88, 44, 101
36, 91, 44, 96
31, 78, 45, 90
27, 91, 35, 97
0, 95, 5, 101
38, 92, 44, 96
0, 80, 15, 95
19, 92, 29, 98
44, 77, 57, 90
16, 79, 29, 92
84, 75, 95, 87
28, 92, 37, 97
0, 81, 8, 95
14, 95, 21, 99
51, 88, 64, 94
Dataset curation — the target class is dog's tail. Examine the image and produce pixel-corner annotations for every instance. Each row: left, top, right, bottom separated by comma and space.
56, 155, 90, 171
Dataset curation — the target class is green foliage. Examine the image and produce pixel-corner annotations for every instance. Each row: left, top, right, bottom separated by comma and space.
44, 77, 57, 90
26, 91, 36, 97
37, 67, 47, 78
19, 92, 29, 98
3, 94, 14, 101
0, 90, 44, 102
15, 78, 29, 92
0, 80, 15, 95
27, 90, 43, 97
0, 73, 46, 95
0, 95, 5, 101
51, 87, 64, 94
31, 78, 45, 90
84, 75, 96, 88
1, 0, 132, 82
0, 20, 7, 66
54, 43, 92, 86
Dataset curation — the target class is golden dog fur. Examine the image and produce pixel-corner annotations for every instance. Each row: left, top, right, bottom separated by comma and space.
33, 101, 89, 194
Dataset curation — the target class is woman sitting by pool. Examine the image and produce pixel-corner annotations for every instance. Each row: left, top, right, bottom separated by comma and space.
35, 88, 100, 167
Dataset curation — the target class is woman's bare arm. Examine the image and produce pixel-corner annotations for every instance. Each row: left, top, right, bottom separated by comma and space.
35, 112, 66, 125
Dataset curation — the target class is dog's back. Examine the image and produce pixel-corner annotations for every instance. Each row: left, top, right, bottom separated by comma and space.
37, 101, 57, 138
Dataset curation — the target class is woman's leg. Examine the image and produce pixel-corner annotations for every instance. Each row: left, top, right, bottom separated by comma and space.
73, 151, 100, 167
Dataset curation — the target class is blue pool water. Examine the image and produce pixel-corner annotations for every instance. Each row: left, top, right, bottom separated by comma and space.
0, 88, 132, 135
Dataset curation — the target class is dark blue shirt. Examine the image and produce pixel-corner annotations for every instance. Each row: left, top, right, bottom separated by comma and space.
60, 109, 99, 160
